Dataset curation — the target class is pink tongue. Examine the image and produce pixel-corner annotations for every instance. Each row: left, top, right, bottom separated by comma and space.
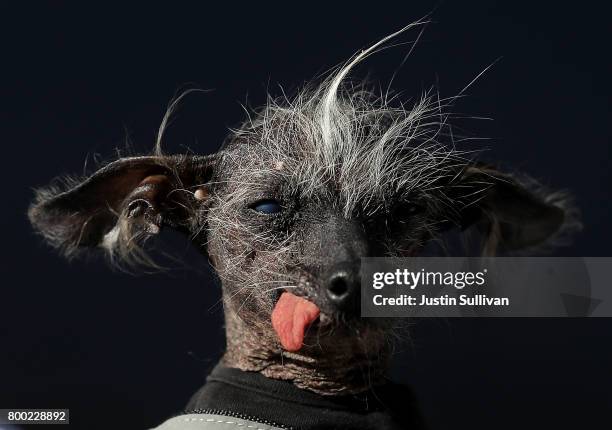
271, 291, 320, 352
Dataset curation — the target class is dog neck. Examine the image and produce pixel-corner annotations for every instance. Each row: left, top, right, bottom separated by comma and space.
221, 308, 390, 395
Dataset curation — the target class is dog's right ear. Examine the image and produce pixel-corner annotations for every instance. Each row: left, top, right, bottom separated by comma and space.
29, 154, 217, 261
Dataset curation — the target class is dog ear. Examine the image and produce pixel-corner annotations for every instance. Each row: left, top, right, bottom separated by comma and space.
29, 154, 217, 261
455, 165, 567, 254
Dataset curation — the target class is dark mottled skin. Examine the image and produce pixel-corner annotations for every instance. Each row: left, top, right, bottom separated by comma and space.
205, 144, 407, 394
28, 127, 571, 396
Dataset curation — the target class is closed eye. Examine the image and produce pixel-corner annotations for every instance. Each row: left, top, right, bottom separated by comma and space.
392, 201, 425, 218
250, 199, 283, 214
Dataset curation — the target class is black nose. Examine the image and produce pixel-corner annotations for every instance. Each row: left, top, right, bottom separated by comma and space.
325, 263, 360, 312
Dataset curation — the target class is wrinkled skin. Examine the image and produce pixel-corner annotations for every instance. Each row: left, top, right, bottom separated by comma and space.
207, 143, 429, 393
27, 21, 581, 395
28, 88, 572, 395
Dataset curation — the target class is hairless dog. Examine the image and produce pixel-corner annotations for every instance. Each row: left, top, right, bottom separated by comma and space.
29, 23, 578, 429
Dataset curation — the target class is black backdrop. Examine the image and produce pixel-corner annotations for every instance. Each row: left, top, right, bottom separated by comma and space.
1, 2, 611, 429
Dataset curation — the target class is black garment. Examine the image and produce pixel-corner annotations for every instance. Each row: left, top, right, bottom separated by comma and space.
186, 364, 426, 430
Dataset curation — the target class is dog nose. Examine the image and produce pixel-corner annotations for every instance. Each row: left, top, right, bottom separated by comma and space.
325, 264, 360, 312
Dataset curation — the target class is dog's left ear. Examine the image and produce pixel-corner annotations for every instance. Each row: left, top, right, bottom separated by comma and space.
455, 165, 567, 253
29, 154, 217, 259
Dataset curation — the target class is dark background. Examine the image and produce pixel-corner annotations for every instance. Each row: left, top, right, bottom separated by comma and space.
1, 2, 610, 429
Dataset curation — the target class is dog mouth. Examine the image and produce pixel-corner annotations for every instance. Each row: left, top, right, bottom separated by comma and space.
271, 291, 320, 352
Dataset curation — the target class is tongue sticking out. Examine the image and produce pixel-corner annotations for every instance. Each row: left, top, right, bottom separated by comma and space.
271, 291, 320, 352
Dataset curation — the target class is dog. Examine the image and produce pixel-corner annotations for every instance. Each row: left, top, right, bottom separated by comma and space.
28, 23, 577, 429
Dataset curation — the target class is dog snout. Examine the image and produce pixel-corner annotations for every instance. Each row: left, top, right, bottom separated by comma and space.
325, 262, 361, 313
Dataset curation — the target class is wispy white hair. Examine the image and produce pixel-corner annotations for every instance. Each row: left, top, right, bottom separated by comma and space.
226, 20, 471, 218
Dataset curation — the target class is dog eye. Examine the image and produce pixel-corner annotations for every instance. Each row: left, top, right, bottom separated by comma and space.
393, 201, 424, 217
251, 199, 282, 214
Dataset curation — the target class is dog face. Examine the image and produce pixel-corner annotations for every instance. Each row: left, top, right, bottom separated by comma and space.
28, 88, 569, 355
28, 27, 573, 357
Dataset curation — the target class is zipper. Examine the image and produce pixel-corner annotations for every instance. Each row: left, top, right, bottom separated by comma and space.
184, 408, 294, 429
